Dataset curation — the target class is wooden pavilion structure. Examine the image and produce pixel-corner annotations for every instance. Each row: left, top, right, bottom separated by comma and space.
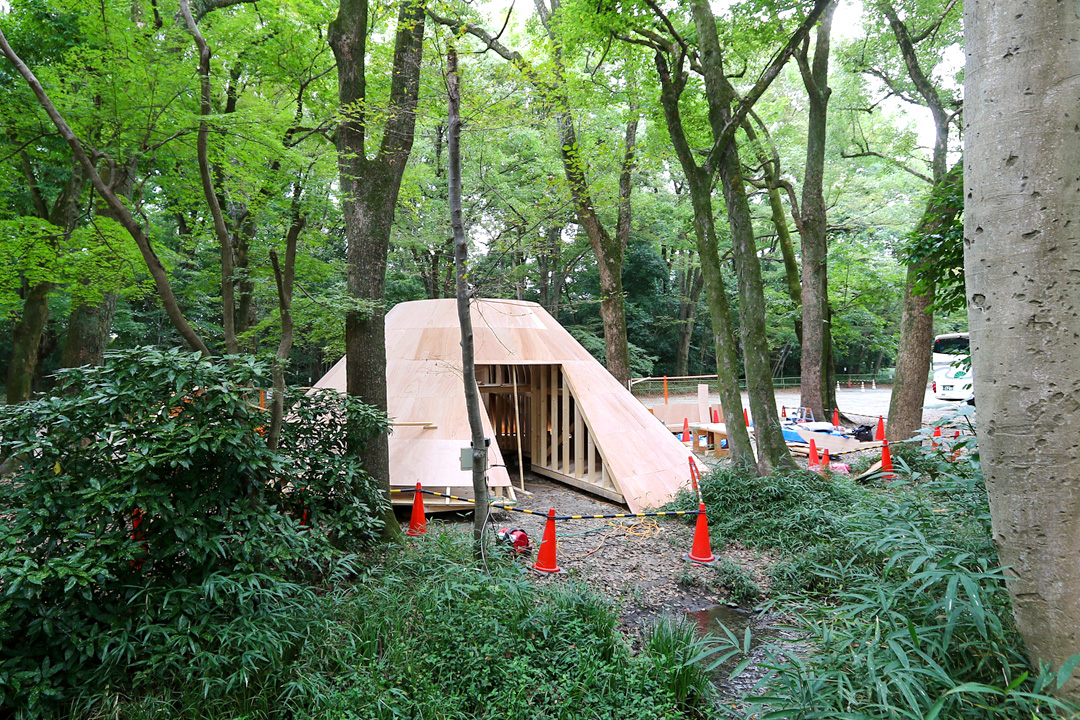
312, 298, 695, 513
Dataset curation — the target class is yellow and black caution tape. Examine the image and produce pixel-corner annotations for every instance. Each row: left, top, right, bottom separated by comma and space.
389, 487, 703, 520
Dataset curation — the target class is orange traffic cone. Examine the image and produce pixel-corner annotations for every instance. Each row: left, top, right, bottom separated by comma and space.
744, 408, 751, 427
406, 482, 426, 536
533, 508, 563, 574
808, 438, 819, 467
782, 406, 787, 418
951, 430, 962, 461
881, 439, 894, 479
875, 416, 886, 441
684, 503, 717, 565
681, 417, 690, 442
932, 426, 942, 450
821, 448, 830, 471
832, 408, 840, 427
711, 408, 719, 424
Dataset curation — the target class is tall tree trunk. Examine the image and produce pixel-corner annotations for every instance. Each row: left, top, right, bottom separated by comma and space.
447, 45, 488, 554
879, 1, 952, 439
717, 144, 796, 473
7, 282, 52, 403
743, 119, 802, 343
62, 160, 136, 369
796, 1, 835, 420
685, 169, 755, 467
691, 0, 795, 473
966, 0, 1080, 695
329, 0, 425, 539
675, 260, 703, 376
886, 164, 962, 440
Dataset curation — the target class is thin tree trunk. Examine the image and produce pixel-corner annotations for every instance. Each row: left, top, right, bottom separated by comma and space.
181, 0, 239, 355
691, 0, 795, 473
743, 119, 802, 343
675, 261, 704, 377
447, 45, 488, 554
717, 143, 796, 472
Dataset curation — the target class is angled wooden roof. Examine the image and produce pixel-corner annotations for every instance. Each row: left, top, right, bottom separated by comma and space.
314, 299, 695, 512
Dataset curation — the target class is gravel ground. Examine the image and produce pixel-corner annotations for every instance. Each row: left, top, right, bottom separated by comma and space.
417, 472, 795, 703
422, 473, 775, 626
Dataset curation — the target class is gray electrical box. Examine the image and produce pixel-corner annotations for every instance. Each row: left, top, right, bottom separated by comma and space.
460, 442, 490, 471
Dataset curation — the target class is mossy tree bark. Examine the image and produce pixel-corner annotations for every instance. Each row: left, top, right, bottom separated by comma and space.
329, 0, 425, 540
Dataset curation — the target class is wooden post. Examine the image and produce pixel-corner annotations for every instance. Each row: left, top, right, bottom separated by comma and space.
561, 366, 570, 475
573, 396, 584, 478
540, 364, 549, 468
512, 366, 525, 491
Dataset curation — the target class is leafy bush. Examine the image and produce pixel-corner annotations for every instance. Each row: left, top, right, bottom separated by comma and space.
117, 532, 699, 720
0, 348, 387, 714
693, 439, 1080, 718
713, 559, 762, 605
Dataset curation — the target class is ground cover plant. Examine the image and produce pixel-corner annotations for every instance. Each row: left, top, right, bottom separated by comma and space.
673, 432, 1080, 718
0, 350, 722, 719
0, 349, 387, 715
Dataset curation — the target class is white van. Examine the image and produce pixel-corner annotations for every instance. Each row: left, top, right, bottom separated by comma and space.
932, 332, 972, 402
932, 332, 969, 373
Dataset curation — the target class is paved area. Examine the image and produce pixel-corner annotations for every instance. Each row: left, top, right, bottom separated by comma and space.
642, 384, 966, 428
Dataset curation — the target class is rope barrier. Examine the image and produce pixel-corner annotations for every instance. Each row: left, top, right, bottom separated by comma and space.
389, 487, 703, 520
490, 503, 701, 520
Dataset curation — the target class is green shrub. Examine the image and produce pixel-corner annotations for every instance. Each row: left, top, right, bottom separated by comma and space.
697, 444, 1080, 719
713, 559, 761, 605
0, 348, 387, 714
672, 466, 869, 554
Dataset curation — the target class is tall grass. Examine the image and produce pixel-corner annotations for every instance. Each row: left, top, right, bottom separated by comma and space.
682, 434, 1080, 718
113, 532, 710, 720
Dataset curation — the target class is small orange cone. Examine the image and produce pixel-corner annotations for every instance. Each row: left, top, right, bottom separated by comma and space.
711, 408, 719, 424
832, 408, 840, 427
682, 417, 690, 442
781, 406, 787, 418
684, 503, 717, 565
744, 408, 751, 427
821, 448, 830, 471
808, 438, 819, 467
406, 482, 426, 536
875, 416, 886, 441
932, 426, 942, 450
881, 438, 894, 479
951, 430, 962, 461
533, 508, 562, 574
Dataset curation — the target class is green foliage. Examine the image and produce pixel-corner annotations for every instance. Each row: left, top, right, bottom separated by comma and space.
670, 465, 868, 555
643, 616, 715, 710
0, 348, 387, 714
118, 532, 701, 719
685, 439, 1080, 718
713, 559, 762, 605
278, 387, 391, 548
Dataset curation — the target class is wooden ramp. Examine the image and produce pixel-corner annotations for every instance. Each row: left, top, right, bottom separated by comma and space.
312, 299, 695, 513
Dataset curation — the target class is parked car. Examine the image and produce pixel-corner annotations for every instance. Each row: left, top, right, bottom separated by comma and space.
933, 364, 973, 401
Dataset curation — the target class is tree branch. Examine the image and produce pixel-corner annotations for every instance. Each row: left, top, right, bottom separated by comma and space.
0, 26, 211, 356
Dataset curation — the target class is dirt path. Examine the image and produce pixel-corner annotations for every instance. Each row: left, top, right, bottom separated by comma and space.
427, 472, 773, 629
